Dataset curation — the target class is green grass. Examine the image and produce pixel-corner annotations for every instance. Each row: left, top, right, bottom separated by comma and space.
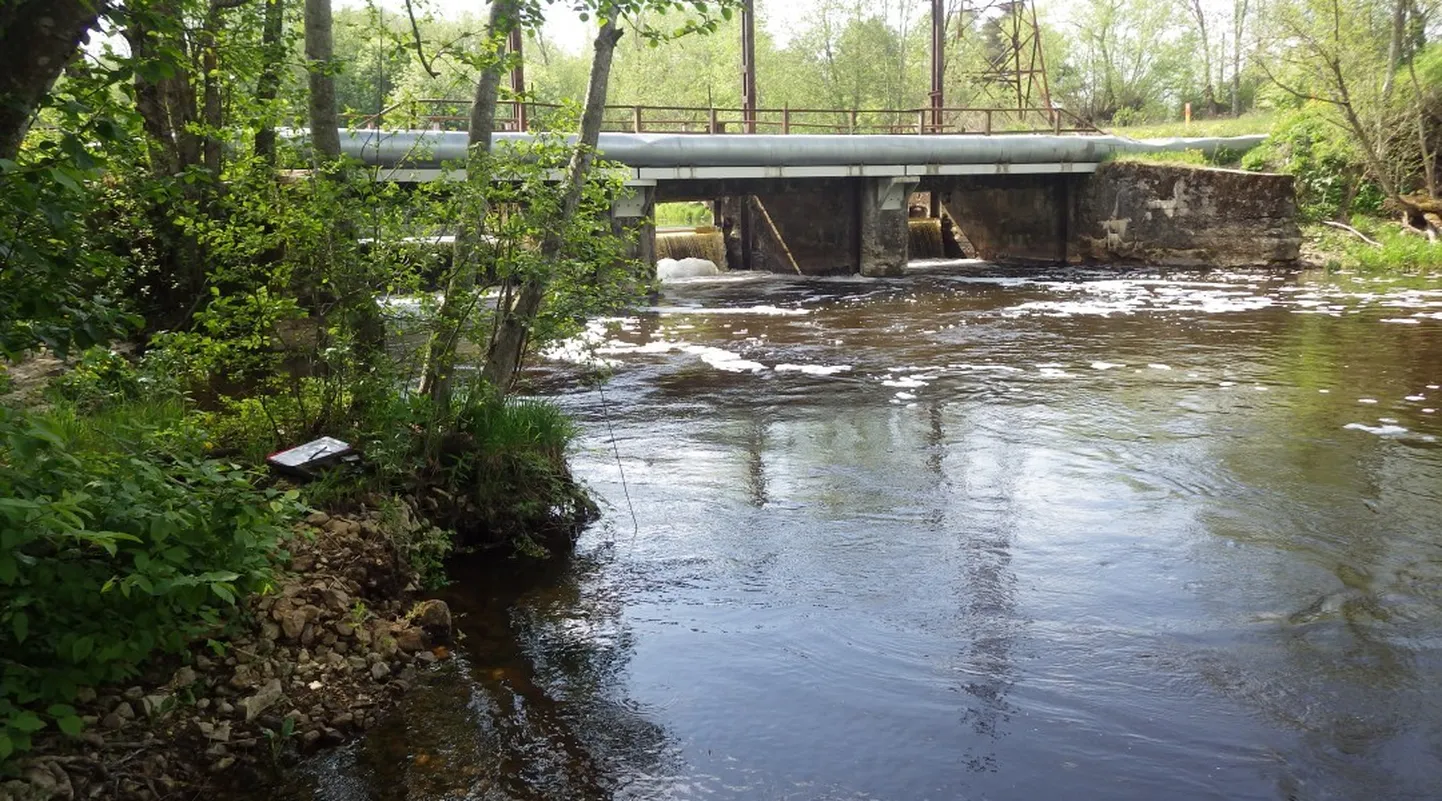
1110, 112, 1276, 140
655, 202, 712, 228
1108, 149, 1213, 167
1303, 219, 1442, 279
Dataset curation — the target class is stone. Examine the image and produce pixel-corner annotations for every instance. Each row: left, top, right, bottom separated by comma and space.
101, 713, 124, 730
217, 700, 234, 715
113, 702, 135, 720
195, 654, 214, 670
74, 687, 97, 704
410, 600, 452, 643
122, 687, 144, 702
196, 698, 211, 711
170, 667, 198, 689
369, 662, 390, 681
140, 694, 172, 718
279, 608, 307, 641
209, 757, 235, 774
346, 656, 368, 673
301, 729, 322, 749
416, 651, 439, 664
304, 511, 330, 526
392, 626, 425, 653
241, 679, 284, 722
333, 622, 354, 638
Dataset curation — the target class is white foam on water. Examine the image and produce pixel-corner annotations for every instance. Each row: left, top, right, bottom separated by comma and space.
1254, 385, 1270, 392
657, 257, 722, 282
1430, 385, 1441, 390
1091, 362, 1125, 370
1345, 423, 1411, 437
882, 377, 929, 388
895, 391, 917, 400
1149, 364, 1174, 371
1358, 398, 1380, 404
1319, 389, 1331, 394
951, 363, 1024, 373
1220, 381, 1237, 387
775, 364, 853, 376
646, 305, 810, 317
1382, 318, 1423, 325
1425, 409, 1438, 414
1407, 395, 1427, 402
1038, 367, 1075, 379
1380, 417, 1400, 424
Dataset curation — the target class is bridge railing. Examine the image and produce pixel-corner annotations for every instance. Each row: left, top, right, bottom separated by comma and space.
343, 100, 1101, 136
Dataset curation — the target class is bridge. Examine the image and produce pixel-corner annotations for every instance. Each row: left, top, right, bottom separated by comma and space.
337, 120, 1274, 275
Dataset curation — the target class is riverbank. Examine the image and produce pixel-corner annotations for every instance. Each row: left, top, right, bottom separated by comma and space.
0, 502, 454, 801
1300, 218, 1442, 276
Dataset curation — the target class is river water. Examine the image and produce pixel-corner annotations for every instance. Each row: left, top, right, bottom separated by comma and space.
289, 263, 1442, 800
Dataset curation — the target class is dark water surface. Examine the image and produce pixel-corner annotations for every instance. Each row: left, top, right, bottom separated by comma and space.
292, 263, 1442, 800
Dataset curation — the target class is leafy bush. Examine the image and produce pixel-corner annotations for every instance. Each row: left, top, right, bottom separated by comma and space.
0, 401, 299, 761
1242, 105, 1384, 221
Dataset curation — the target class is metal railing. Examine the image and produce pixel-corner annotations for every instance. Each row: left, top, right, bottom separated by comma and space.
343, 100, 1101, 136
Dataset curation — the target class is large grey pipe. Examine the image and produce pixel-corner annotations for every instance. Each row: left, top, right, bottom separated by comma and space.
320, 129, 1266, 170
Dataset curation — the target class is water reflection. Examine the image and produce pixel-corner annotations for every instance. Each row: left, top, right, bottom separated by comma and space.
272, 266, 1442, 800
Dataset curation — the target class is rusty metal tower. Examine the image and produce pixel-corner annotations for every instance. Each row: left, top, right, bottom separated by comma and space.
954, 0, 1052, 113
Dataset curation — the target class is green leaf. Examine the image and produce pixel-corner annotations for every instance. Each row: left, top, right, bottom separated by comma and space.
12, 611, 28, 644
0, 553, 16, 584
0, 732, 11, 760
72, 636, 93, 662
57, 716, 84, 737
10, 711, 45, 733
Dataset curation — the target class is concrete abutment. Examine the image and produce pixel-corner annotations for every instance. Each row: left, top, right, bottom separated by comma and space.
643, 162, 1301, 276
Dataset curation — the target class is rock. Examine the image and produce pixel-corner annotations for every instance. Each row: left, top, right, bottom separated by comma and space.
331, 711, 354, 728
209, 757, 235, 774
297, 648, 312, 664
392, 626, 425, 653
345, 656, 368, 673
241, 679, 284, 722
113, 702, 135, 720
305, 511, 330, 526
260, 620, 281, 642
217, 701, 235, 716
369, 662, 390, 681
122, 687, 144, 702
140, 694, 172, 718
279, 608, 307, 641
101, 713, 124, 730
170, 667, 198, 689
196, 698, 211, 711
74, 687, 97, 704
416, 651, 439, 665
333, 622, 354, 638
301, 729, 322, 750
196, 721, 214, 738
195, 654, 214, 670
410, 600, 452, 644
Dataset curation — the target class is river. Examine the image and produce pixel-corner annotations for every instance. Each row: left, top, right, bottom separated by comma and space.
285, 263, 1442, 800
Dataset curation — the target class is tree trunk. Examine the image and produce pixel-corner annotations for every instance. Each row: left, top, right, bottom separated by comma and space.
480, 16, 624, 393
255, 0, 287, 164
1231, 0, 1247, 116
0, 0, 105, 160
305, 0, 342, 161
420, 0, 519, 406
1383, 0, 1407, 101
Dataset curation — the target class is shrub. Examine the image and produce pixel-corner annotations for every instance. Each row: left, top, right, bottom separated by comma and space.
0, 401, 299, 761
1242, 105, 1384, 221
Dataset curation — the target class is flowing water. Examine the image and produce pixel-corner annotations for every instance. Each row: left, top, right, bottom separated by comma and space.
286, 262, 1442, 801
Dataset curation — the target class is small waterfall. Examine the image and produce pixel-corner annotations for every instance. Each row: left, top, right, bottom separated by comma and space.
657, 229, 727, 268
908, 219, 945, 260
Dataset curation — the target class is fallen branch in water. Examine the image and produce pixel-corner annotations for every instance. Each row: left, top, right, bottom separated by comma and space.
1322, 220, 1383, 248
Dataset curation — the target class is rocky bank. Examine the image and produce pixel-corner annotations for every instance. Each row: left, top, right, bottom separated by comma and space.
0, 505, 453, 801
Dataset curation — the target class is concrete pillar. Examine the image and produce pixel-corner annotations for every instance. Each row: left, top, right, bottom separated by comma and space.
859, 177, 918, 277
612, 182, 656, 267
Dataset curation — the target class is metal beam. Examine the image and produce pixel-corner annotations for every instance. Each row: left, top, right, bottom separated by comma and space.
508, 28, 527, 131
930, 0, 945, 133
740, 0, 757, 134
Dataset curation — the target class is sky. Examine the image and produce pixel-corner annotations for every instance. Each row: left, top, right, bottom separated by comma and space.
342, 0, 820, 53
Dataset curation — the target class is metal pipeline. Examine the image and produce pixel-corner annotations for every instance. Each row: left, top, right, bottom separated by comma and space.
321, 129, 1266, 170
